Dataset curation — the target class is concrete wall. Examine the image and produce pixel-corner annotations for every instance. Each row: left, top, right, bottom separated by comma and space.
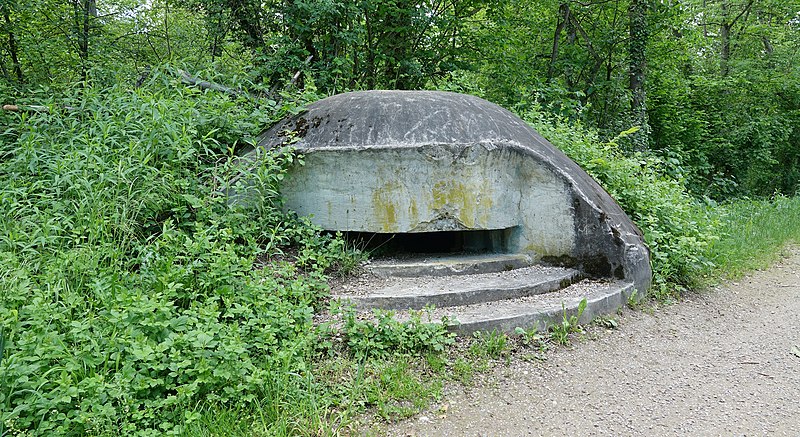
281, 143, 576, 258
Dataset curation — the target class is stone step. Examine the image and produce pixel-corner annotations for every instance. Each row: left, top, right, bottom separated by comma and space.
333, 265, 582, 311
365, 253, 535, 278
414, 279, 636, 335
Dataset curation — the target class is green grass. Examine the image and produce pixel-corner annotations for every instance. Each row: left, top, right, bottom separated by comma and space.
0, 74, 452, 436
468, 330, 510, 360
699, 196, 800, 281
178, 354, 444, 435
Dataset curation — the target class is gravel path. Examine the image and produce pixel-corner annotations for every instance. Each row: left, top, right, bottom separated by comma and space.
389, 247, 800, 436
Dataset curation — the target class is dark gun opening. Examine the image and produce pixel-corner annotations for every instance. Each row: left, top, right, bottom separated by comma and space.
334, 228, 516, 258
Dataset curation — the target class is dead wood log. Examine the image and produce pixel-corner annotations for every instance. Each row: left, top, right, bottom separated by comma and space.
2, 104, 50, 113
177, 69, 250, 99
3, 104, 79, 113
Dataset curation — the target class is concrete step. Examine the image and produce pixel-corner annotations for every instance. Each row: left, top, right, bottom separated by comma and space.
332, 265, 582, 311
365, 253, 535, 278
409, 279, 636, 335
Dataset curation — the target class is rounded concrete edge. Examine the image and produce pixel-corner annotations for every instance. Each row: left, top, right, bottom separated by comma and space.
448, 281, 635, 336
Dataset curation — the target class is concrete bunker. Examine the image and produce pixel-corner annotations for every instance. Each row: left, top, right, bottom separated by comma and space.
247, 90, 652, 294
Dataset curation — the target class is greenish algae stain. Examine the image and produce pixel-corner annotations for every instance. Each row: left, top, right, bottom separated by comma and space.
409, 198, 419, 224
372, 182, 401, 232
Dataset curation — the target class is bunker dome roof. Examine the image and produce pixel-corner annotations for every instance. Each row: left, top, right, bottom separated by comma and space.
251, 90, 651, 293
259, 90, 563, 152
255, 90, 634, 236
259, 90, 553, 150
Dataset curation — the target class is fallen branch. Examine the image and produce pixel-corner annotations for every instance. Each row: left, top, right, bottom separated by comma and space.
2, 104, 50, 113
177, 69, 250, 99
290, 55, 314, 87
3, 104, 79, 113
177, 55, 313, 106
269, 55, 314, 96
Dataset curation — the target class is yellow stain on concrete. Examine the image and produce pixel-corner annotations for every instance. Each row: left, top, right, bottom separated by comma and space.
409, 198, 419, 224
372, 182, 401, 232
430, 180, 493, 228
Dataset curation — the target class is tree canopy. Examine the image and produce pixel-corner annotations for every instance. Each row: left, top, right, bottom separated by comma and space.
1, 0, 798, 197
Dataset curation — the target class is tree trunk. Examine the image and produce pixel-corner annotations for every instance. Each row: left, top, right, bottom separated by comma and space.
164, 0, 172, 59
72, 0, 96, 83
209, 10, 225, 61
720, 2, 731, 77
2, 7, 22, 83
547, 3, 570, 80
629, 0, 649, 152
719, 0, 754, 77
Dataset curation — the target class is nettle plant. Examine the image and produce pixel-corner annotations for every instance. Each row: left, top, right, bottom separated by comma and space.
0, 74, 357, 435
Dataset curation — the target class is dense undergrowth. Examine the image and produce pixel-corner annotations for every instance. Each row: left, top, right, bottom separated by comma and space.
1, 74, 799, 435
0, 73, 450, 435
521, 109, 719, 296
520, 108, 800, 294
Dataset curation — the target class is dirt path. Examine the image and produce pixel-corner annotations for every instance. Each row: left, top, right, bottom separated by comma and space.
388, 247, 800, 436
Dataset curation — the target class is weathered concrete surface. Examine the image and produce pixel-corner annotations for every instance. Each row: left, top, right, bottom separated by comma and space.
436, 279, 636, 335
334, 265, 582, 311
348, 277, 637, 335
250, 90, 652, 294
278, 146, 575, 258
367, 253, 534, 278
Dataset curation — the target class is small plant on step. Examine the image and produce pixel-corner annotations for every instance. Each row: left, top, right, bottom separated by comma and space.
514, 326, 549, 360
549, 299, 588, 346
626, 288, 641, 309
514, 326, 548, 349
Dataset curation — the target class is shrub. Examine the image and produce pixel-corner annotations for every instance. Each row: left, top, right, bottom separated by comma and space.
341, 308, 454, 360
0, 71, 351, 435
519, 109, 719, 293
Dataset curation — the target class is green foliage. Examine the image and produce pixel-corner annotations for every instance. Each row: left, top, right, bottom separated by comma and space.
521, 108, 718, 292
1, 2, 799, 432
701, 196, 800, 280
593, 315, 619, 330
514, 326, 548, 350
650, 72, 800, 198
549, 299, 587, 346
0, 72, 363, 435
341, 308, 454, 360
355, 358, 443, 420
291, 229, 368, 278
450, 357, 477, 385
468, 330, 509, 360
179, 348, 447, 435
447, 0, 800, 199
177, 359, 346, 436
